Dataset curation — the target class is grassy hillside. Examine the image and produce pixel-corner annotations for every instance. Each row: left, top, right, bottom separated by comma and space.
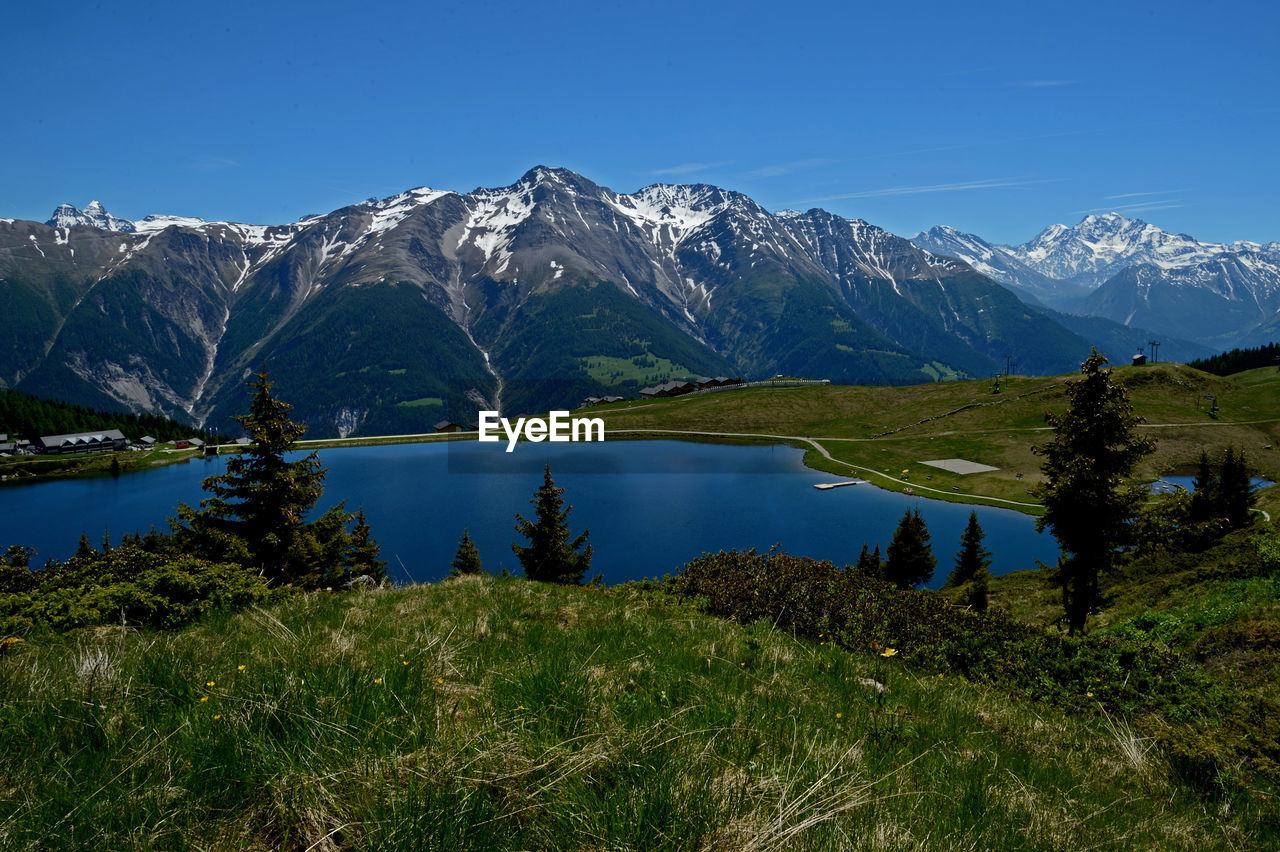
589, 362, 1280, 515
1, 575, 1270, 850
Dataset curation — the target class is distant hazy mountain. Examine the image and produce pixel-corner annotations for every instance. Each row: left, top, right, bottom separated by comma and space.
913, 213, 1280, 348
0, 169, 1192, 436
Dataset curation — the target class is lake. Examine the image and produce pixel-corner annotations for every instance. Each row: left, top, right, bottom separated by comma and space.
0, 440, 1061, 589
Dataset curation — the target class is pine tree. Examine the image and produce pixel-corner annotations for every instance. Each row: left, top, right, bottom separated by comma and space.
1033, 350, 1155, 635
946, 512, 992, 588
1189, 450, 1221, 523
965, 569, 990, 612
455, 527, 483, 573
347, 509, 387, 581
884, 508, 936, 589
451, 528, 483, 576
1219, 446, 1257, 529
855, 542, 885, 579
172, 368, 363, 588
512, 465, 592, 584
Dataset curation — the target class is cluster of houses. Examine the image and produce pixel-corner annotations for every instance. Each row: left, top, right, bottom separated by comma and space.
638, 376, 741, 399
579, 395, 625, 408
0, 429, 229, 457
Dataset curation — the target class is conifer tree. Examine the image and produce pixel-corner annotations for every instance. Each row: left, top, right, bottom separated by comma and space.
1033, 350, 1155, 635
1219, 446, 1257, 529
347, 509, 387, 580
1189, 450, 1221, 523
946, 512, 992, 588
512, 464, 592, 584
885, 508, 935, 589
451, 528, 483, 576
173, 368, 370, 588
855, 542, 885, 579
965, 569, 990, 612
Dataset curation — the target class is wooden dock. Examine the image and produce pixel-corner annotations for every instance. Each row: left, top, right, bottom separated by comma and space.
813, 480, 864, 490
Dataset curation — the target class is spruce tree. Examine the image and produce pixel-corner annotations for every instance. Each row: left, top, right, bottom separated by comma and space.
855, 542, 882, 578
1033, 350, 1155, 635
1189, 450, 1221, 523
173, 368, 365, 588
512, 464, 592, 584
1219, 446, 1257, 529
965, 568, 990, 612
451, 528, 483, 576
347, 509, 387, 581
884, 508, 936, 589
946, 512, 992, 588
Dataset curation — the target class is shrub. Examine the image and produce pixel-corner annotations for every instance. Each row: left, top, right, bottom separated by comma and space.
0, 542, 279, 634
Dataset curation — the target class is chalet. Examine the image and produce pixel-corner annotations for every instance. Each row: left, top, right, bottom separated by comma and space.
434, 420, 464, 433
659, 380, 695, 396
174, 440, 191, 449
0, 443, 13, 455
187, 438, 205, 449
639, 386, 661, 399
695, 377, 716, 389
235, 437, 252, 445
139, 436, 157, 447
581, 395, 625, 407
1132, 353, 1148, 366
34, 429, 128, 455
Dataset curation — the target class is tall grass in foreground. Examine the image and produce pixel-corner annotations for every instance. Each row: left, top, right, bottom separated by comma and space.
0, 576, 1269, 849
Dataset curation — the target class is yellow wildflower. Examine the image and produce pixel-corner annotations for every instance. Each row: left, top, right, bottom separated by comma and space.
1087, 691, 1094, 698
200, 696, 209, 703
881, 648, 898, 658
437, 677, 444, 684
402, 660, 409, 666
206, 680, 215, 687
237, 665, 246, 671
836, 712, 843, 719
213, 714, 222, 721
374, 677, 383, 684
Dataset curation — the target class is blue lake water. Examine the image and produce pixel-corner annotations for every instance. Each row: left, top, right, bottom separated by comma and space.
0, 440, 1062, 589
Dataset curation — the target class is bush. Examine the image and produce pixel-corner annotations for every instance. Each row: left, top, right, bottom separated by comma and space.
671, 548, 1280, 787
0, 542, 279, 634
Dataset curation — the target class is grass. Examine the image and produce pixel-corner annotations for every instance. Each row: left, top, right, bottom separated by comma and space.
0, 446, 203, 486
1010, 524, 1280, 696
590, 363, 1280, 514
578, 353, 693, 386
2, 575, 1270, 849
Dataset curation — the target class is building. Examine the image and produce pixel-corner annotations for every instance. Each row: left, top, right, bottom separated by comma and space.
139, 436, 157, 447
34, 429, 128, 455
1132, 353, 1148, 366
434, 420, 464, 433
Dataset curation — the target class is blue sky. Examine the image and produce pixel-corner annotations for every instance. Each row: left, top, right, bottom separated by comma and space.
4, 0, 1278, 245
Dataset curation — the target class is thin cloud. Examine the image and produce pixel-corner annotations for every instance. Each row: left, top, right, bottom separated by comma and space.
1071, 199, 1185, 215
1010, 80, 1076, 88
745, 158, 834, 179
794, 178, 1051, 204
1104, 190, 1185, 200
649, 161, 728, 176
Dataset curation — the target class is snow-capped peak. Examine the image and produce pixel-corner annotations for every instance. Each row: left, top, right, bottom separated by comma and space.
1009, 212, 1229, 286
46, 200, 136, 233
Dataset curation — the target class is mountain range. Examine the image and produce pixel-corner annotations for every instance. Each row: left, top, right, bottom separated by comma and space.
913, 214, 1280, 347
0, 168, 1253, 437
